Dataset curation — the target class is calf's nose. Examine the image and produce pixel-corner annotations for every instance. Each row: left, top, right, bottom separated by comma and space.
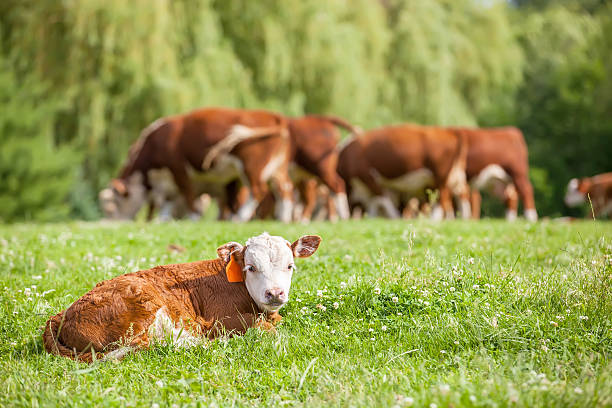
265, 288, 286, 303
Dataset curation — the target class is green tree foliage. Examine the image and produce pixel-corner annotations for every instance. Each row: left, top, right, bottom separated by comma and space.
0, 0, 609, 221
0, 58, 76, 222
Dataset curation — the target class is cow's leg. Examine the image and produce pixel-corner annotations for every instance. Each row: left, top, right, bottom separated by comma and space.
316, 157, 350, 220
438, 187, 455, 220
504, 184, 519, 221
470, 189, 482, 220
513, 173, 537, 222
356, 171, 399, 219
299, 179, 318, 223
270, 165, 294, 223
168, 164, 200, 219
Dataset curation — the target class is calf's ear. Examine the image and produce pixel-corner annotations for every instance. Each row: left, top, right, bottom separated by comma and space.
291, 235, 321, 258
217, 242, 244, 263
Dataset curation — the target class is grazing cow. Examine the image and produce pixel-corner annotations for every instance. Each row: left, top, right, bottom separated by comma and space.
100, 107, 294, 223
564, 172, 612, 218
337, 124, 470, 220
43, 233, 321, 362
287, 115, 359, 221
451, 127, 537, 222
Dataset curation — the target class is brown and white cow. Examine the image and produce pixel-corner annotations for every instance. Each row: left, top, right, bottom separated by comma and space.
451, 126, 537, 222
565, 172, 612, 218
287, 115, 360, 221
337, 124, 470, 220
43, 233, 321, 362
99, 107, 294, 222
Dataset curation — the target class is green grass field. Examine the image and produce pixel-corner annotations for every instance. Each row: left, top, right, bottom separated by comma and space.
0, 220, 610, 407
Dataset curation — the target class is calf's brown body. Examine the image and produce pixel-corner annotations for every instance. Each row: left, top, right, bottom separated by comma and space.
43, 257, 263, 362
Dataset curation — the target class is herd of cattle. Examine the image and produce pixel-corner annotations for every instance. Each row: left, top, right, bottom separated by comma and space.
99, 107, 611, 222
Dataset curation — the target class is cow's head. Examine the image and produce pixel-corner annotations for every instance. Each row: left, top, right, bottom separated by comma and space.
564, 178, 589, 207
99, 173, 147, 219
217, 233, 321, 313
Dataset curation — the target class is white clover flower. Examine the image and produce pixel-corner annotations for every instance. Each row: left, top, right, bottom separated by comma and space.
449, 287, 455, 292
370, 337, 375, 341
155, 380, 164, 388
469, 395, 476, 403
32, 275, 42, 280
316, 304, 326, 312
24, 288, 32, 297
374, 287, 381, 295
404, 397, 414, 406
152, 404, 160, 408
331, 330, 336, 334
317, 290, 324, 297
574, 387, 583, 394
333, 302, 339, 309
440, 350, 447, 354
550, 321, 558, 327
424, 301, 430, 306
381, 325, 387, 331
473, 284, 480, 289
340, 282, 347, 289
369, 328, 374, 332
468, 257, 475, 265
397, 312, 403, 316
454, 340, 459, 345
430, 403, 438, 408
579, 315, 589, 320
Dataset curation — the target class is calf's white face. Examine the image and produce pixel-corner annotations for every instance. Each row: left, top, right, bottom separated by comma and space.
220, 233, 321, 313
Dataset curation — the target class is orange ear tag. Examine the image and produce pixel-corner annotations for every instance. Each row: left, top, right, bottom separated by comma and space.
226, 254, 243, 283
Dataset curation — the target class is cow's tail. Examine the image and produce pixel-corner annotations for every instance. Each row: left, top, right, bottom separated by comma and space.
446, 129, 469, 196
314, 115, 362, 136
202, 121, 288, 170
43, 312, 97, 363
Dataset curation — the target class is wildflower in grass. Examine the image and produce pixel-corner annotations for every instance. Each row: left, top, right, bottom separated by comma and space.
579, 315, 588, 320
490, 317, 498, 328
331, 330, 336, 334
316, 304, 326, 312
152, 404, 160, 408
439, 384, 450, 395
369, 328, 374, 332
155, 380, 164, 388
469, 395, 477, 403
333, 302, 339, 309
370, 337, 375, 341
541, 344, 549, 352
454, 340, 459, 345
468, 257, 475, 265
424, 301, 430, 306
374, 287, 381, 295
430, 403, 438, 408
449, 287, 455, 292
556, 315, 564, 321
300, 306, 308, 315
24, 288, 32, 297
317, 290, 324, 297
397, 312, 403, 316
32, 275, 42, 280
340, 282, 347, 289
392, 296, 399, 303
411, 285, 417, 290
550, 321, 558, 327
440, 350, 447, 354
473, 284, 480, 289
381, 325, 387, 331
574, 387, 583, 394
10, 341, 17, 346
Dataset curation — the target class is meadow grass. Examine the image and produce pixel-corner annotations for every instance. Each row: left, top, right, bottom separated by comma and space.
0, 219, 610, 407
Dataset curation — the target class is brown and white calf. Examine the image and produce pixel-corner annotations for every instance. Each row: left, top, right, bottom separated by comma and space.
43, 233, 321, 362
337, 124, 470, 220
565, 172, 612, 218
99, 107, 294, 223
451, 126, 537, 222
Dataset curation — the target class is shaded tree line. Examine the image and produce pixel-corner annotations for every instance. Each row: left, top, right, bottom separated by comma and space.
0, 0, 610, 221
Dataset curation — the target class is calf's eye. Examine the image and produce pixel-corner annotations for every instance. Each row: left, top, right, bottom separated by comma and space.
246, 265, 256, 272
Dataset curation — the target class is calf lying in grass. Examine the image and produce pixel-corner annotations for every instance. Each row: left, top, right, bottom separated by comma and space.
43, 233, 321, 362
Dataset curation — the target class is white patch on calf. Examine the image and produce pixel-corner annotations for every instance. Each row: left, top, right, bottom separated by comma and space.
148, 307, 202, 348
